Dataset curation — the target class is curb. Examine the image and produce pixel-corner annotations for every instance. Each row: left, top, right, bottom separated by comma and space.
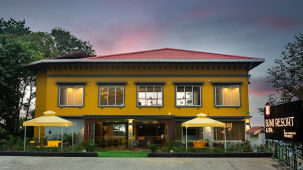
0, 151, 97, 157
148, 152, 273, 157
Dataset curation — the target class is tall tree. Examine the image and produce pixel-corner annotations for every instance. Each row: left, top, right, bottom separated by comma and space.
267, 33, 303, 103
51, 28, 95, 56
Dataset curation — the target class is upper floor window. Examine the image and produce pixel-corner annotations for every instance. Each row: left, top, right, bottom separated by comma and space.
59, 84, 84, 107
214, 84, 240, 107
176, 85, 201, 107
99, 85, 124, 106
137, 85, 163, 107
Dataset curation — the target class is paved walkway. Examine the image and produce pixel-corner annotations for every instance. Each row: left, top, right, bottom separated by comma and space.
0, 156, 280, 170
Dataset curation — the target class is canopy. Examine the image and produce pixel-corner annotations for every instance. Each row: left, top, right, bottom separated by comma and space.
181, 113, 225, 127
23, 110, 73, 152
23, 110, 73, 127
181, 113, 226, 152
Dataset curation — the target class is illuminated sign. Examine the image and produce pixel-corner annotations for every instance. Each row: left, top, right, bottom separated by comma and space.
264, 100, 302, 141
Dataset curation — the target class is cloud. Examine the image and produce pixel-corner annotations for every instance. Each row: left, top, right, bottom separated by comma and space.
89, 21, 164, 55
255, 16, 301, 30
249, 77, 276, 96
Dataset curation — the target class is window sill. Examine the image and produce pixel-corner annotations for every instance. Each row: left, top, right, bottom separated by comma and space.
137, 106, 163, 109
58, 106, 84, 108
99, 106, 125, 109
176, 106, 202, 108
215, 106, 241, 108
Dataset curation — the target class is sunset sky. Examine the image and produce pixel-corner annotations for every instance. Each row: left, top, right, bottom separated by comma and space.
1, 0, 303, 126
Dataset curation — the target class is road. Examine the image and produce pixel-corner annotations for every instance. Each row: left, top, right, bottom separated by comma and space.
0, 156, 280, 170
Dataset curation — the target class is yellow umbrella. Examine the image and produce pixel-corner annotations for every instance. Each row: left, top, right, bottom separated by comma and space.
23, 110, 73, 151
181, 113, 227, 151
23, 110, 73, 127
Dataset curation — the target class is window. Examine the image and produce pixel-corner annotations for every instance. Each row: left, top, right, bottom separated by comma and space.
59, 85, 84, 106
99, 85, 124, 106
215, 84, 240, 106
214, 121, 245, 140
137, 85, 163, 106
176, 85, 201, 106
113, 124, 126, 136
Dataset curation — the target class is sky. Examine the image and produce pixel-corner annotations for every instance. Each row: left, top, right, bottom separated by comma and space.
1, 0, 303, 126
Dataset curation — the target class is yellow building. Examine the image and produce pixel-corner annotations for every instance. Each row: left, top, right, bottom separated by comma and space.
26, 48, 264, 147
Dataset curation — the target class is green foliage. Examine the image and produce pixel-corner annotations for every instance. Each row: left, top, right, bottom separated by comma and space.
51, 28, 95, 56
148, 144, 159, 153
82, 140, 98, 152
161, 142, 176, 153
267, 33, 303, 103
0, 18, 96, 138
0, 18, 30, 36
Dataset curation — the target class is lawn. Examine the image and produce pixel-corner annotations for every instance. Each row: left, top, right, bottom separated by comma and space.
97, 150, 148, 157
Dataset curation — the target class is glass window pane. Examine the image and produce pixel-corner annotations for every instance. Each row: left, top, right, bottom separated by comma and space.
60, 86, 68, 105
146, 99, 152, 106
231, 85, 240, 105
193, 86, 200, 106
216, 86, 223, 105
186, 98, 193, 106
177, 92, 184, 99
157, 99, 163, 106
185, 86, 193, 99
139, 86, 146, 92
74, 87, 83, 105
116, 86, 124, 106
158, 92, 162, 98
108, 87, 115, 105
138, 92, 146, 98
180, 99, 185, 106
67, 86, 75, 105
146, 92, 153, 99
147, 86, 153, 92
100, 87, 108, 105
154, 86, 161, 92
177, 86, 184, 92
138, 99, 145, 106
223, 86, 231, 105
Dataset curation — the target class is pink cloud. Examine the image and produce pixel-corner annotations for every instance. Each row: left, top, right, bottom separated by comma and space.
91, 22, 163, 55
249, 77, 276, 96
255, 16, 301, 30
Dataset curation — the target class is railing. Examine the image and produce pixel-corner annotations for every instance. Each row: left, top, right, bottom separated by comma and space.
268, 140, 302, 170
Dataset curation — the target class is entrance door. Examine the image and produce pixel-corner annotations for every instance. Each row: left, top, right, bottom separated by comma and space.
135, 123, 165, 147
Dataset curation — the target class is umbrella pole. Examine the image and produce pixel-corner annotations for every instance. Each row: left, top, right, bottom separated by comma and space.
181, 127, 183, 143
224, 126, 227, 152
72, 126, 74, 150
61, 127, 63, 151
39, 126, 40, 143
24, 126, 26, 152
186, 127, 188, 152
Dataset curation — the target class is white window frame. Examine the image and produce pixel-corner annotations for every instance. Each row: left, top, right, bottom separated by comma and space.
58, 84, 84, 107
214, 84, 240, 107
137, 85, 163, 107
99, 85, 125, 107
175, 85, 202, 107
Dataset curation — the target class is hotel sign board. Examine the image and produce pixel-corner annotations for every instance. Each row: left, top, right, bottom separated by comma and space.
264, 100, 302, 141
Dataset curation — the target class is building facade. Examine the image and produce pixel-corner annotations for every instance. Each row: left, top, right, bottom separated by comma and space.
27, 48, 264, 147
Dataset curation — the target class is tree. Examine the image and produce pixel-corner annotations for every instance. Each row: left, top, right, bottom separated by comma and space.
0, 18, 97, 138
51, 28, 95, 56
267, 33, 303, 103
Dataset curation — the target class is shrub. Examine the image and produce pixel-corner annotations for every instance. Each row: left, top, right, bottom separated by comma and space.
148, 144, 159, 153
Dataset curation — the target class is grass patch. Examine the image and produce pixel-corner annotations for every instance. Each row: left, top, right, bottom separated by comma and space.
97, 150, 148, 157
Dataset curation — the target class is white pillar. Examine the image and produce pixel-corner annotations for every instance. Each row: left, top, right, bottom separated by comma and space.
39, 126, 40, 143
186, 127, 188, 152
24, 126, 26, 152
72, 126, 74, 149
181, 127, 183, 143
61, 127, 63, 151
224, 126, 227, 152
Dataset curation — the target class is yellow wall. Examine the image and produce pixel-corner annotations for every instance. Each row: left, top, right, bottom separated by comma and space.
35, 63, 250, 118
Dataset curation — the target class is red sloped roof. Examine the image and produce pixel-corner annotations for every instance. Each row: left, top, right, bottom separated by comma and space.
246, 126, 264, 135
84, 48, 258, 60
